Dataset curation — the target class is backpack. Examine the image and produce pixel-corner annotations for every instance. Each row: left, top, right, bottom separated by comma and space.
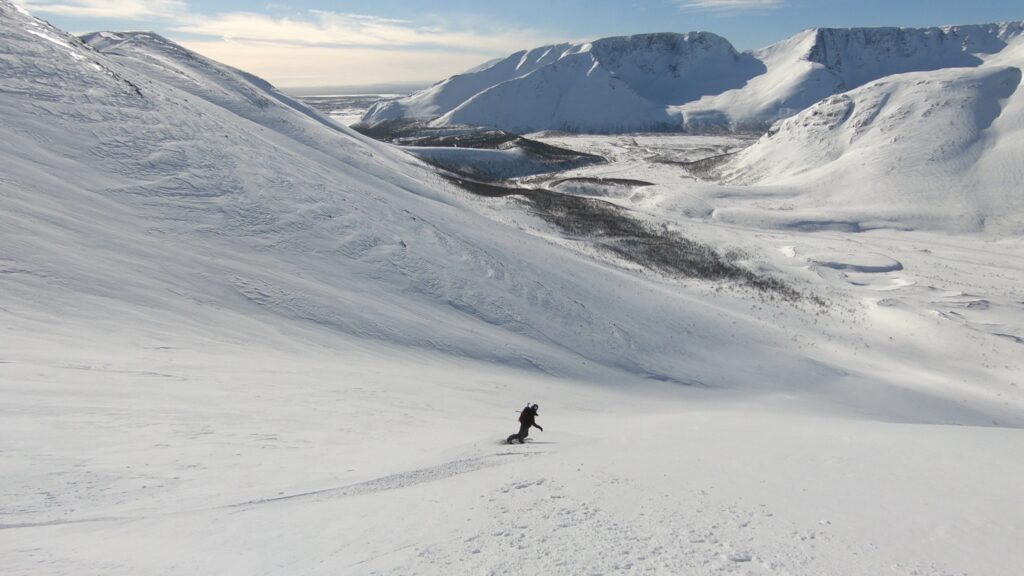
518, 406, 530, 424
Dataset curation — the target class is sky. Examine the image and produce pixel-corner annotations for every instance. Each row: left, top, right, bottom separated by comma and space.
19, 0, 1024, 90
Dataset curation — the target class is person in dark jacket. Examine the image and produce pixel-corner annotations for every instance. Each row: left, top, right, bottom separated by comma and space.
507, 403, 543, 444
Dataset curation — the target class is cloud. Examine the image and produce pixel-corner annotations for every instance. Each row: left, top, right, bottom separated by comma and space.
171, 11, 559, 87
21, 1, 561, 87
180, 40, 491, 87
23, 2, 555, 54
674, 0, 783, 11
171, 10, 553, 54
23, 0, 186, 19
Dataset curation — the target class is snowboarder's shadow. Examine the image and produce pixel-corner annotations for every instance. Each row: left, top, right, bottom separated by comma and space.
495, 439, 557, 445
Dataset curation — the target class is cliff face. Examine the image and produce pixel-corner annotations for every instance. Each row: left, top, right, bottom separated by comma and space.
675, 23, 1024, 131
805, 24, 1023, 89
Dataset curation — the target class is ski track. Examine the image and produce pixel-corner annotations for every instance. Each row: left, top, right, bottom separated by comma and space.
0, 450, 543, 532
0, 517, 126, 531
226, 451, 537, 508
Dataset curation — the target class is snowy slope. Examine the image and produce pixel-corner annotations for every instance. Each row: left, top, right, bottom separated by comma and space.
363, 24, 1024, 134
717, 37, 1024, 234
362, 41, 575, 123
972, 37, 1024, 231
0, 5, 744, 387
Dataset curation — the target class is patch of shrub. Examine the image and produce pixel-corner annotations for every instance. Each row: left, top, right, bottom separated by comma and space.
443, 175, 811, 302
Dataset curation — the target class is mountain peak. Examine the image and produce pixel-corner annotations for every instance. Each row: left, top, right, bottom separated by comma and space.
362, 30, 762, 132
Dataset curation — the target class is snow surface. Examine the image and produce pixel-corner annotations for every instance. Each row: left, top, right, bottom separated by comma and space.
363, 24, 1024, 134
3, 3, 1024, 575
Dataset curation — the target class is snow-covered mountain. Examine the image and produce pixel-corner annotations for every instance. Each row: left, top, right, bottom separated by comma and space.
362, 24, 1024, 133
5, 4, 1024, 575
715, 35, 1024, 234
0, 1, 821, 394
363, 32, 765, 133
679, 23, 1024, 130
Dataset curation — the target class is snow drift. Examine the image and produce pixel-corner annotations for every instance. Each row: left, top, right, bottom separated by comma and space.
362, 24, 1024, 134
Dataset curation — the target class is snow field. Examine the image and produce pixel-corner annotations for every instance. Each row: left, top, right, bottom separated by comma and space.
4, 338, 1022, 575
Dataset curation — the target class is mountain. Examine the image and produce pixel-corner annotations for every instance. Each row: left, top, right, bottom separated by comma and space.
715, 35, 1024, 234
0, 1, 822, 393
363, 32, 766, 133
362, 24, 1024, 134
678, 23, 1024, 131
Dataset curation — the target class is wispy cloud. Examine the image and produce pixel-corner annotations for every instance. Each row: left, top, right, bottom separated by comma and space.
674, 0, 783, 12
23, 2, 554, 54
23, 0, 187, 20
21, 1, 559, 87
171, 10, 552, 53
178, 40, 493, 87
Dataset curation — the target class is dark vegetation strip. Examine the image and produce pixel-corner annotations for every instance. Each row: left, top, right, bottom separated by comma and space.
442, 175, 810, 302
662, 152, 737, 180
353, 120, 599, 161
356, 121, 602, 159
549, 177, 655, 188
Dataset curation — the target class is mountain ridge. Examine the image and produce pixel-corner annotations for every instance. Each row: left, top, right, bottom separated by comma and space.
363, 23, 1024, 134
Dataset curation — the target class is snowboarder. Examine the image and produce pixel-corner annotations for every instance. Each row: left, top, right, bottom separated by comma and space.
507, 403, 543, 444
